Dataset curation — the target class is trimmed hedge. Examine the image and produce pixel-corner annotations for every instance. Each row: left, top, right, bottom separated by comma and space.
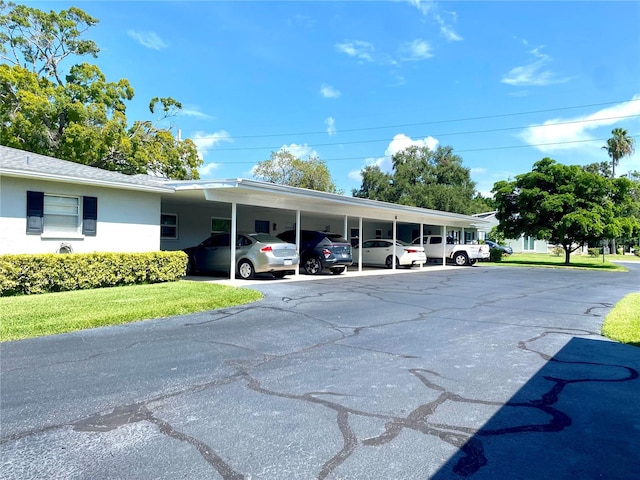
0, 251, 188, 296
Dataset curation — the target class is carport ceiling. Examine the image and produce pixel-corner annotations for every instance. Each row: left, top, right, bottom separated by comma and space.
166, 178, 486, 228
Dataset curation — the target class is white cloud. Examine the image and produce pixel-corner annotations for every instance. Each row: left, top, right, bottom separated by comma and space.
191, 130, 233, 157
199, 162, 220, 177
502, 47, 569, 86
179, 106, 213, 119
348, 168, 364, 183
519, 95, 640, 155
400, 39, 434, 61
325, 117, 336, 136
349, 134, 441, 183
127, 30, 167, 51
436, 13, 462, 42
405, 0, 436, 16
279, 143, 319, 159
385, 133, 439, 157
335, 40, 375, 62
320, 84, 341, 99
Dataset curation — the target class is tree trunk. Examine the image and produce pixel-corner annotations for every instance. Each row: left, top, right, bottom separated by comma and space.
564, 246, 571, 265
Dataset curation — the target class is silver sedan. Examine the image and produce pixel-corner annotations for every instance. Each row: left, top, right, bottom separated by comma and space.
184, 232, 299, 279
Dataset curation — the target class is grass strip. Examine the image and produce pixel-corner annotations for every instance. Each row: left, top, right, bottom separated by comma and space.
602, 293, 640, 347
483, 253, 632, 271
0, 281, 262, 342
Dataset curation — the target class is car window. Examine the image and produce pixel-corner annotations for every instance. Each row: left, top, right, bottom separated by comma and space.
446, 236, 455, 244
326, 234, 348, 243
210, 233, 230, 247
379, 240, 392, 248
430, 237, 442, 244
237, 235, 252, 247
301, 231, 316, 242
250, 233, 283, 243
362, 240, 375, 248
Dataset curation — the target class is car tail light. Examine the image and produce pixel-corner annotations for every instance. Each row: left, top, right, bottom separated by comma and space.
405, 248, 419, 253
322, 248, 331, 259
260, 246, 273, 252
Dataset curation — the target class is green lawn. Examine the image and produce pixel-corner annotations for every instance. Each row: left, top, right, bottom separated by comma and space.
0, 281, 263, 342
484, 252, 638, 271
602, 293, 640, 347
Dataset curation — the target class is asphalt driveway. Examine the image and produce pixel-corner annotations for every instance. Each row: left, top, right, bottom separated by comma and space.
1, 264, 639, 479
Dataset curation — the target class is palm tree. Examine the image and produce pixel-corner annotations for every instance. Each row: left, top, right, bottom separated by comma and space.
602, 128, 636, 178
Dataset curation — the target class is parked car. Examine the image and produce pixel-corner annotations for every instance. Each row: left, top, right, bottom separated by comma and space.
183, 232, 299, 279
485, 240, 513, 255
354, 239, 426, 268
277, 230, 352, 275
411, 235, 490, 266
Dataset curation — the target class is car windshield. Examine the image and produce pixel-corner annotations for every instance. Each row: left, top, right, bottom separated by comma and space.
250, 233, 284, 243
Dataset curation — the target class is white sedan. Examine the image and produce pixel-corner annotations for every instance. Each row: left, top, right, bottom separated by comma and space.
354, 239, 426, 268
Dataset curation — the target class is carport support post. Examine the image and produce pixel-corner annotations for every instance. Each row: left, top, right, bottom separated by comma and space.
442, 225, 447, 266
419, 222, 424, 268
230, 202, 237, 280
358, 217, 363, 272
392, 217, 397, 270
295, 210, 301, 276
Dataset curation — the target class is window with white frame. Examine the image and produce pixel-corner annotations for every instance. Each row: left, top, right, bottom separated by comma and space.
161, 213, 178, 239
43, 194, 79, 234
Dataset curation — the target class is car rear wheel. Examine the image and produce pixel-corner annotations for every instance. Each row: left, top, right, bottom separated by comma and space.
385, 255, 400, 269
303, 256, 323, 275
453, 252, 469, 266
238, 260, 255, 279
330, 267, 345, 275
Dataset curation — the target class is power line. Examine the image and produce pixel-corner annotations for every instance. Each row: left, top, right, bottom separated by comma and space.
206, 114, 640, 152
194, 98, 640, 140
211, 135, 640, 165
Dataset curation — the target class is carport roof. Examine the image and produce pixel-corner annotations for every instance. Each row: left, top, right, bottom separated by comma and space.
161, 178, 488, 228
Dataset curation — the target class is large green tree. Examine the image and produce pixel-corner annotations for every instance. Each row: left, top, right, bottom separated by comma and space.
0, 1, 201, 179
602, 128, 636, 178
492, 157, 633, 264
253, 150, 341, 194
352, 145, 491, 214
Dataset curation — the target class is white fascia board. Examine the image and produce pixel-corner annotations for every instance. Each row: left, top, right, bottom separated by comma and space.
170, 178, 488, 228
0, 169, 174, 194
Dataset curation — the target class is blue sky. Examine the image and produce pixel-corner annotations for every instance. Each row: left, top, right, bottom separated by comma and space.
27, 0, 640, 195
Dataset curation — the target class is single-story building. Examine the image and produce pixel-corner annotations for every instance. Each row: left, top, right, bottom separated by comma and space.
474, 211, 550, 254
1, 145, 489, 278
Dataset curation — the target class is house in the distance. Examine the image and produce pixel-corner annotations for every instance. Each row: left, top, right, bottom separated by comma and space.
473, 211, 550, 254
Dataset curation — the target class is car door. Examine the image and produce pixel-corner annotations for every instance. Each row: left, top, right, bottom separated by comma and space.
197, 233, 230, 272
376, 240, 393, 266
361, 240, 376, 266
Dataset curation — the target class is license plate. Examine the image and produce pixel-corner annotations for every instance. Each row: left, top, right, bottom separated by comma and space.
284, 260, 292, 266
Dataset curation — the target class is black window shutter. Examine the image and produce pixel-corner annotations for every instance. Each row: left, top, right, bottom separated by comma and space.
82, 196, 98, 236
26, 191, 44, 234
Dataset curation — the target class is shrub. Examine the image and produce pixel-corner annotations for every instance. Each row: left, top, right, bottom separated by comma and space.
0, 251, 188, 296
588, 248, 600, 258
551, 246, 563, 257
489, 248, 503, 262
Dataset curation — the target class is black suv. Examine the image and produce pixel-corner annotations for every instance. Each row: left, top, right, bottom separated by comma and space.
277, 230, 353, 275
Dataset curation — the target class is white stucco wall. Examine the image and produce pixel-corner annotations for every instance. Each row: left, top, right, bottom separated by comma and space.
0, 177, 161, 254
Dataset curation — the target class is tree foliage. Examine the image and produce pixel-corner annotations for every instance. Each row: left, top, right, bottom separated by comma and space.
352, 145, 491, 214
602, 128, 636, 178
0, 1, 201, 179
253, 150, 341, 194
492, 157, 636, 264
